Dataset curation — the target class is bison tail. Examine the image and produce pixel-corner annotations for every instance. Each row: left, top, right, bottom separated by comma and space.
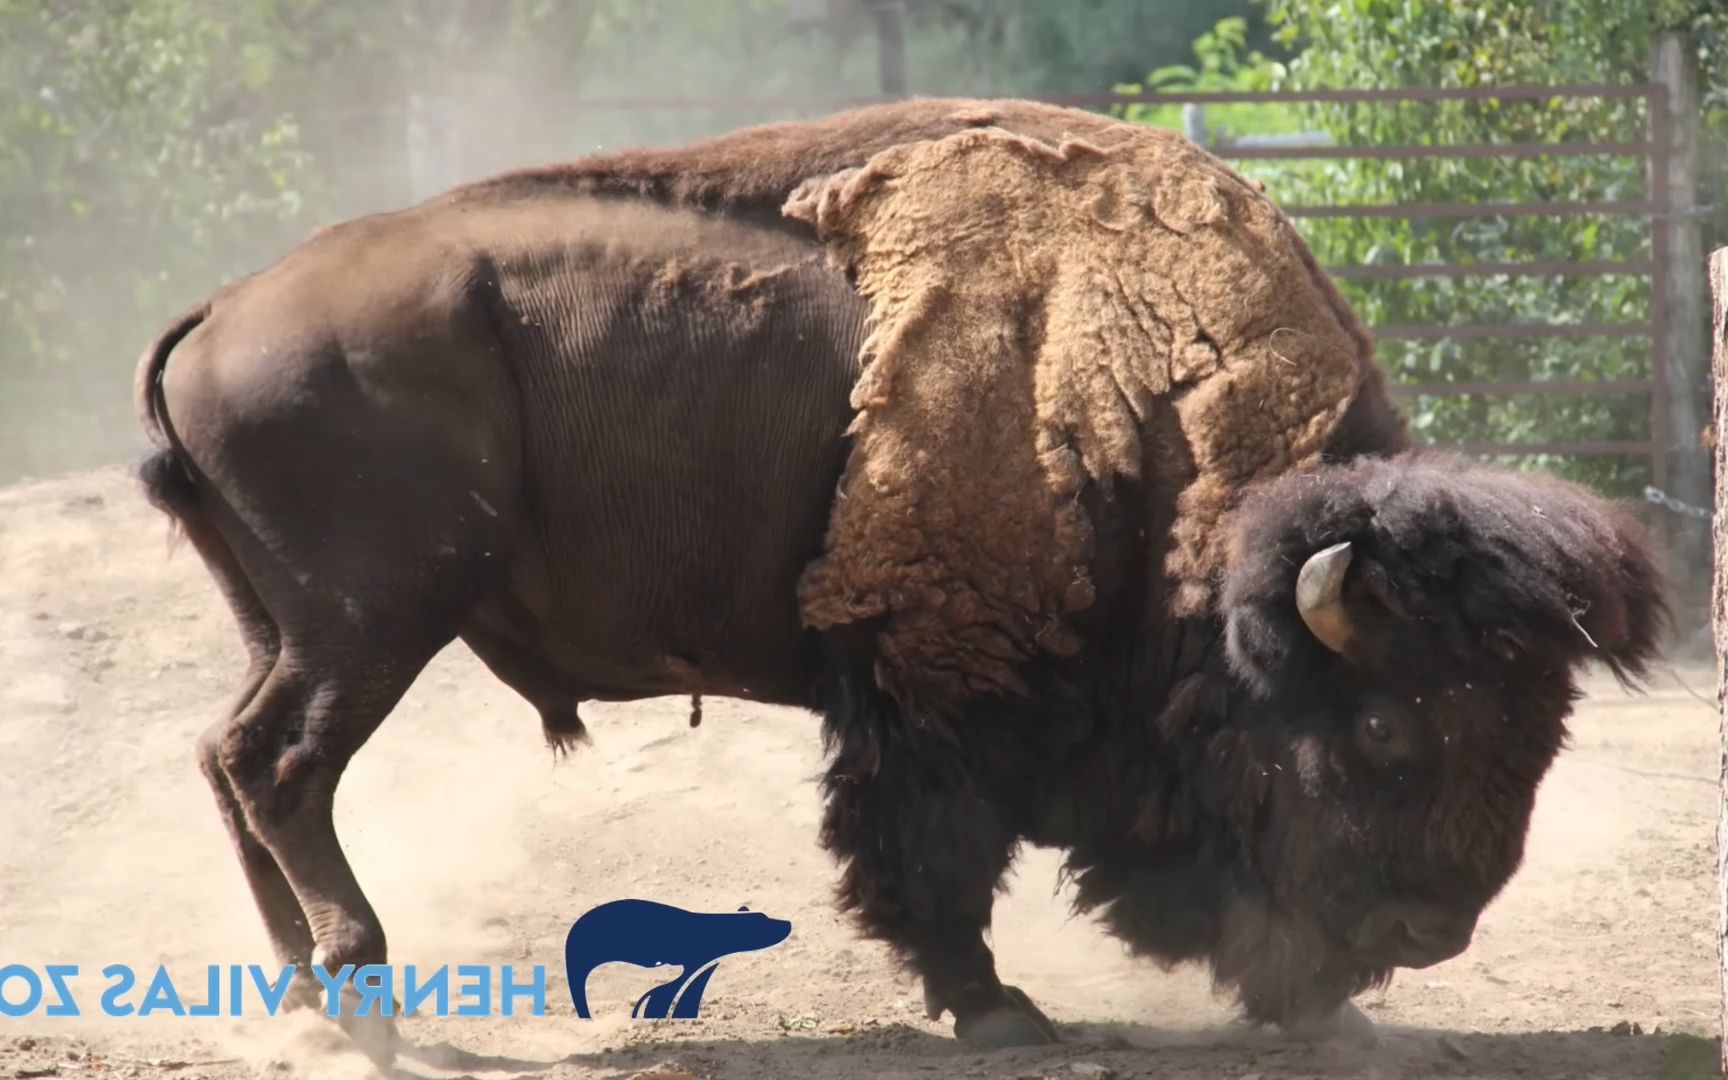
132, 302, 208, 525
137, 448, 199, 527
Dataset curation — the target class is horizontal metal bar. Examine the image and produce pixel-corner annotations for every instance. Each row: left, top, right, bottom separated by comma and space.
1041, 84, 1657, 106
1220, 140, 1651, 161
1389, 378, 1653, 397
1287, 199, 1656, 220
559, 85, 1658, 112
1327, 259, 1654, 280
1437, 440, 1655, 457
1373, 322, 1652, 341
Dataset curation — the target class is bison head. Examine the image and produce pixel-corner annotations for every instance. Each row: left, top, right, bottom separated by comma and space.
1195, 453, 1664, 1029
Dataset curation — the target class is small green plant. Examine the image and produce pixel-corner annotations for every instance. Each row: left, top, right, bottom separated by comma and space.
1118, 1, 1728, 497
1658, 1032, 1721, 1080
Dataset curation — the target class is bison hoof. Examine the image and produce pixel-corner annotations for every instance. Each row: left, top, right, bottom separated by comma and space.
954, 986, 1060, 1048
1284, 1000, 1377, 1045
281, 973, 324, 1014
336, 994, 400, 1068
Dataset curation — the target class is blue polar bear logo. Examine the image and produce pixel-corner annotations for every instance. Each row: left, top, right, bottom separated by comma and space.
563, 899, 793, 1019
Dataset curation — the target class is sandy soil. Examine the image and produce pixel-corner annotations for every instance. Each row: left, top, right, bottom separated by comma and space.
0, 466, 1719, 1080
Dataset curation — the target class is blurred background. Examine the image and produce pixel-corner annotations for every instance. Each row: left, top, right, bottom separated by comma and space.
1, 0, 1724, 607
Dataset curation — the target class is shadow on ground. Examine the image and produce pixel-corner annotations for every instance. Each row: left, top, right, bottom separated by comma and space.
382, 1022, 1717, 1080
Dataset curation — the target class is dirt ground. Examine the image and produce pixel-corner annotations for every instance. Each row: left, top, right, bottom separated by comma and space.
0, 466, 1720, 1080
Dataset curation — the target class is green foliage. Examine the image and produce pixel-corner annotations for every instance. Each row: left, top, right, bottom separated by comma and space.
0, 1, 319, 475
0, 0, 1254, 481
1143, 16, 1272, 91
1658, 1032, 1721, 1080
0, 0, 515, 476
1215, 0, 1728, 495
4, 0, 1711, 497
12, 0, 1716, 499
1112, 16, 1303, 142
892, 0, 1269, 96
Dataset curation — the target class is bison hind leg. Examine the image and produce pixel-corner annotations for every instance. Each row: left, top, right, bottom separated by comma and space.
164, 486, 322, 1010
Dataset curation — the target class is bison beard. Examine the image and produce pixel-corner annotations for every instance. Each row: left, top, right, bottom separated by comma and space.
129, 98, 1668, 1060
776, 114, 1662, 1040
816, 451, 1663, 1041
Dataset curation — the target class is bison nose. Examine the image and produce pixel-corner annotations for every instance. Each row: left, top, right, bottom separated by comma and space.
1354, 904, 1477, 969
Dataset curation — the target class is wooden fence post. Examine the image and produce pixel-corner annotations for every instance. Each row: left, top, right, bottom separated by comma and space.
1656, 32, 1712, 618
872, 0, 908, 97
1711, 244, 1727, 1073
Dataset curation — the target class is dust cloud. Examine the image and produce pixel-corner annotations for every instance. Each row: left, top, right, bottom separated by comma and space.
0, 7, 1719, 1078
0, 468, 1716, 1079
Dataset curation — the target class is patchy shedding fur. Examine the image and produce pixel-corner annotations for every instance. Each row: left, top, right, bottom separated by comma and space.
786, 125, 1367, 707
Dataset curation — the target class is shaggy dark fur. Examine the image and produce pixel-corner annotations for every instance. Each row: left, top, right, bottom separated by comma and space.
132, 98, 1670, 1055
818, 445, 1666, 1032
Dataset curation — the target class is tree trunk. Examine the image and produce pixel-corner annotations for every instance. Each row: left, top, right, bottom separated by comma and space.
1710, 245, 1728, 1074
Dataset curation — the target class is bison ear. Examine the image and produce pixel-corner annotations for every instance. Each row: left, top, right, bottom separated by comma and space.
1438, 474, 1669, 683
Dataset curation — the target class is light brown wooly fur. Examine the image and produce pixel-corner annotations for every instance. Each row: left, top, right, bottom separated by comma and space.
785, 124, 1371, 709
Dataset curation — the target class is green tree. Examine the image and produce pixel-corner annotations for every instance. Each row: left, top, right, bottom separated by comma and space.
0, 0, 316, 476
893, 0, 1272, 96
0, 0, 518, 477
2, 0, 1260, 482
1207, 0, 1727, 496
1112, 16, 1299, 137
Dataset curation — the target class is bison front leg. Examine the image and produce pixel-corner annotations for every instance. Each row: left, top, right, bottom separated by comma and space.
818, 678, 1058, 1048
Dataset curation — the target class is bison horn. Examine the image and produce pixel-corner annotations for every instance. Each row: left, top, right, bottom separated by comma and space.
1296, 541, 1355, 655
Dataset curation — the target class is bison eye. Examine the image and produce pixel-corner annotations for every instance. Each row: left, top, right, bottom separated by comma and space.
1362, 715, 1391, 743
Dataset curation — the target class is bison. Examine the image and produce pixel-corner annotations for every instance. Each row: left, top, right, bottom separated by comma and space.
133, 99, 1664, 1062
